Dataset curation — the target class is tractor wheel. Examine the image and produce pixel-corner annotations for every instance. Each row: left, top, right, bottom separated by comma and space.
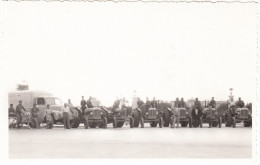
133, 113, 140, 127
117, 122, 124, 128
189, 118, 192, 128
219, 117, 222, 128
199, 117, 203, 128
71, 118, 80, 128
90, 122, 98, 128
170, 117, 174, 128
181, 122, 188, 127
244, 121, 250, 127
232, 117, 236, 128
163, 110, 171, 127
159, 117, 163, 128
113, 117, 117, 128
150, 122, 157, 127
129, 117, 134, 128
103, 117, 108, 129
212, 121, 218, 127
225, 114, 232, 127
84, 117, 89, 129
140, 118, 144, 128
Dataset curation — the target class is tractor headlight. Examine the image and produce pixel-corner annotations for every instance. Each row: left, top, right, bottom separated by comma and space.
90, 112, 93, 115
156, 111, 158, 115
186, 112, 188, 115
237, 111, 240, 114
146, 112, 148, 115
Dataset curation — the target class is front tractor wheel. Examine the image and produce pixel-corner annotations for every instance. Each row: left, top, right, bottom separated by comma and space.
181, 122, 188, 127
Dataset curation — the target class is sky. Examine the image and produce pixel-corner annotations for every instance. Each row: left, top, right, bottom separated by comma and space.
2, 2, 258, 106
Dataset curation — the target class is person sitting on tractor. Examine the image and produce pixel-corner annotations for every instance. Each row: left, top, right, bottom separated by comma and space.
15, 100, 26, 128
208, 97, 216, 108
151, 97, 157, 108
9, 104, 16, 117
87, 96, 94, 108
31, 104, 40, 129
137, 97, 145, 108
174, 98, 181, 108
112, 98, 121, 112
120, 97, 128, 109
179, 98, 186, 108
145, 97, 151, 111
236, 97, 245, 108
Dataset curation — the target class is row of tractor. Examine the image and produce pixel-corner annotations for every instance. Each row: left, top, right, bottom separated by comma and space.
75, 104, 252, 129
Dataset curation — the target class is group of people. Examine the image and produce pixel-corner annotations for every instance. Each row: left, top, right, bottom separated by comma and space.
8, 100, 75, 129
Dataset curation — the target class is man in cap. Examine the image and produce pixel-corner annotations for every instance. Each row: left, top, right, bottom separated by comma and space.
192, 98, 203, 128
31, 104, 40, 128
62, 103, 71, 129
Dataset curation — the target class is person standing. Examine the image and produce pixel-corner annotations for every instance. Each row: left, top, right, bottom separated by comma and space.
81, 96, 87, 115
179, 98, 186, 108
9, 104, 16, 117
16, 100, 26, 127
192, 98, 202, 128
208, 97, 216, 109
45, 104, 54, 129
62, 103, 71, 129
151, 97, 157, 108
172, 107, 181, 128
86, 96, 93, 108
174, 98, 180, 108
31, 104, 40, 128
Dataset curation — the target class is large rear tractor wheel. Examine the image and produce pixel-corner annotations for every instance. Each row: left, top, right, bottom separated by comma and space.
113, 117, 117, 128
163, 110, 171, 127
140, 118, 144, 128
103, 117, 108, 129
219, 117, 222, 128
232, 117, 236, 128
133, 113, 140, 127
225, 114, 232, 127
129, 117, 134, 128
71, 118, 80, 128
159, 117, 163, 128
84, 117, 89, 129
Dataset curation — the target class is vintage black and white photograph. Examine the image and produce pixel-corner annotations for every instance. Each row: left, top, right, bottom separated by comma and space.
0, 1, 259, 165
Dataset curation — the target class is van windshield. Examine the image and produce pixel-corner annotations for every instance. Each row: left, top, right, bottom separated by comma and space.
45, 97, 55, 105
54, 98, 62, 106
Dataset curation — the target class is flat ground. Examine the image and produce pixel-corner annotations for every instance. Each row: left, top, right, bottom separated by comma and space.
9, 123, 251, 159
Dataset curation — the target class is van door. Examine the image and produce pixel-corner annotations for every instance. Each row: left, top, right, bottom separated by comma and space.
36, 97, 47, 122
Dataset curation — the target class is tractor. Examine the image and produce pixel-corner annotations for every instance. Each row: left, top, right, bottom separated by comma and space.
200, 107, 222, 128
82, 107, 107, 129
140, 107, 164, 128
170, 107, 192, 128
226, 106, 252, 128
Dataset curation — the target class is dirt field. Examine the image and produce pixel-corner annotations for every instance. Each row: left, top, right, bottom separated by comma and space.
9, 123, 252, 159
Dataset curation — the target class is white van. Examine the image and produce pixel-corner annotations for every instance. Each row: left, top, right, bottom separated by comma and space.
8, 90, 64, 124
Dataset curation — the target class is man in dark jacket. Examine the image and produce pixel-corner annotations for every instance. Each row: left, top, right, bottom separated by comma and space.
208, 97, 216, 108
137, 98, 144, 108
31, 104, 40, 128
16, 100, 26, 127
192, 98, 202, 128
236, 97, 245, 108
87, 96, 93, 108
